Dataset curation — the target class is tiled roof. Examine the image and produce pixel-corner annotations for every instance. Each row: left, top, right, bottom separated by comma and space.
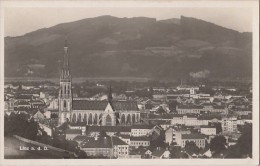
70, 122, 87, 126
86, 126, 131, 133
112, 137, 128, 145
130, 136, 150, 141
152, 148, 167, 157
66, 129, 82, 135
200, 125, 216, 129
182, 134, 206, 139
131, 125, 154, 129
72, 100, 107, 110
119, 135, 131, 139
73, 135, 89, 142
72, 99, 139, 111
81, 136, 112, 148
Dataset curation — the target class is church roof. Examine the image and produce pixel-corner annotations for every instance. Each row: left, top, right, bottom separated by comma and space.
72, 99, 139, 111
72, 100, 107, 110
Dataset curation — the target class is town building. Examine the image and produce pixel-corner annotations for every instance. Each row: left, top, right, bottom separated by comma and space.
200, 126, 217, 136
130, 136, 150, 148
178, 134, 207, 148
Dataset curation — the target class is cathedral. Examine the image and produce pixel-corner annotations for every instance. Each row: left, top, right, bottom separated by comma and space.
58, 41, 140, 126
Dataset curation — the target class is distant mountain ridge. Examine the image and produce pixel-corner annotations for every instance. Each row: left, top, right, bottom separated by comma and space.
4, 15, 252, 80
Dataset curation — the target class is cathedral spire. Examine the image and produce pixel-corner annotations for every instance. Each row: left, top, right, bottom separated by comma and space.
61, 39, 70, 80
108, 85, 113, 103
63, 39, 69, 69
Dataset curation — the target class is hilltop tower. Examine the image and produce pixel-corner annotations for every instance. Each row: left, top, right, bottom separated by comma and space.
58, 40, 72, 125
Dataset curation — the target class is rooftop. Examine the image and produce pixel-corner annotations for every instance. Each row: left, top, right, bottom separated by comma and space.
182, 134, 207, 139
66, 129, 82, 135
86, 126, 131, 133
130, 136, 150, 141
112, 137, 128, 145
72, 99, 139, 111
81, 136, 112, 149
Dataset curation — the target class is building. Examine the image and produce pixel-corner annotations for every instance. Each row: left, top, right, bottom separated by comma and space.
178, 134, 207, 148
200, 126, 217, 136
166, 127, 191, 145
176, 105, 203, 114
58, 41, 140, 126
112, 137, 129, 158
65, 129, 82, 140
119, 135, 131, 145
130, 136, 150, 148
80, 136, 113, 158
131, 125, 153, 137
221, 117, 238, 133
33, 110, 45, 121
151, 148, 170, 159
85, 126, 131, 137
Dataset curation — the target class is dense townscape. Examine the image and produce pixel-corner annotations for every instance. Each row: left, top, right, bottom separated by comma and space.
4, 42, 252, 159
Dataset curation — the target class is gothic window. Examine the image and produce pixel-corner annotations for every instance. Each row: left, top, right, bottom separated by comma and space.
121, 114, 125, 125
106, 115, 112, 126
126, 114, 131, 125
132, 114, 135, 124
78, 113, 81, 122
93, 114, 98, 125
63, 101, 67, 108
72, 114, 76, 123
88, 113, 92, 125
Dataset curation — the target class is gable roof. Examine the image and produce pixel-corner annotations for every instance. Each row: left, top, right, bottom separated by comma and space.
86, 126, 131, 133
112, 137, 128, 145
81, 136, 112, 149
72, 99, 139, 111
152, 148, 167, 157
182, 134, 206, 139
66, 129, 82, 135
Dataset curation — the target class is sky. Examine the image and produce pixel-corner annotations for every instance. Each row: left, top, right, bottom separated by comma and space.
4, 7, 253, 37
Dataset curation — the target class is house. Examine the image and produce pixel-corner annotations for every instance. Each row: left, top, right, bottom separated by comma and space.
200, 125, 217, 136
131, 125, 153, 137
165, 127, 191, 145
130, 136, 150, 148
221, 117, 238, 133
112, 136, 129, 158
199, 148, 212, 158
80, 136, 113, 158
65, 129, 82, 140
73, 135, 89, 145
85, 126, 131, 137
33, 110, 45, 121
151, 148, 171, 159
38, 122, 52, 136
144, 149, 152, 158
176, 105, 203, 114
119, 134, 131, 145
178, 134, 207, 148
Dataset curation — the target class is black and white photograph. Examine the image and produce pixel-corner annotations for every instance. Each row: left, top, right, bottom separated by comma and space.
1, 0, 259, 166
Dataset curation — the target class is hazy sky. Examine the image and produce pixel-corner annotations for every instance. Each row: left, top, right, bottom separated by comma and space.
5, 7, 253, 37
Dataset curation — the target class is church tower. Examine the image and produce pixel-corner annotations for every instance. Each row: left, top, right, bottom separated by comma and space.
58, 40, 72, 125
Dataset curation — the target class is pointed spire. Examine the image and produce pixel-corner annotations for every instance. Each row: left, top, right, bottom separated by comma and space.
64, 38, 68, 48
108, 85, 113, 103
63, 39, 69, 69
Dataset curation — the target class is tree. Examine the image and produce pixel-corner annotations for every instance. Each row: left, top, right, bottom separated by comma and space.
226, 123, 252, 158
184, 141, 200, 155
210, 135, 227, 155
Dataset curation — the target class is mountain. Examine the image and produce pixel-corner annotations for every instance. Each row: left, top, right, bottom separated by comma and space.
4, 15, 252, 80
